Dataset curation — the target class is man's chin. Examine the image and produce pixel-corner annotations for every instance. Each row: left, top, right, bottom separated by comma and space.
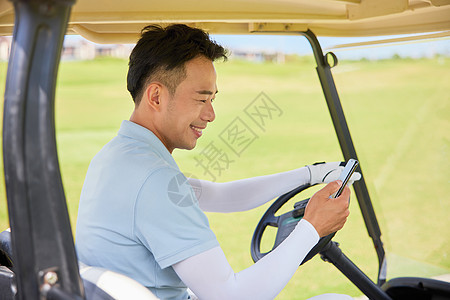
178, 141, 197, 151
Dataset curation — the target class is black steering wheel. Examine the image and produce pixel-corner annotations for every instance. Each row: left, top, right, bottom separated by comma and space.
251, 184, 335, 265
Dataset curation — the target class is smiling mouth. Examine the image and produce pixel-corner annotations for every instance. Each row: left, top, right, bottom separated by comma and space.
190, 125, 204, 137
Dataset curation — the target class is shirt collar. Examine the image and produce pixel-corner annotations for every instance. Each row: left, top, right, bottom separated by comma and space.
118, 120, 178, 169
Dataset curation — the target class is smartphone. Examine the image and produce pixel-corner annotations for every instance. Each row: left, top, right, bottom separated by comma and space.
331, 159, 359, 198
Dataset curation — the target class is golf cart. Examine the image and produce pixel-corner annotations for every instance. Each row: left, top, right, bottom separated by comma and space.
0, 0, 449, 299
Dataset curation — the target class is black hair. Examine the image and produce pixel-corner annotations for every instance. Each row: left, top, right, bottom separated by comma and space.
127, 24, 228, 104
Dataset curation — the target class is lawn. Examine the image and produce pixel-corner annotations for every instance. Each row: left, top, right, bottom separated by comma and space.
0, 54, 449, 299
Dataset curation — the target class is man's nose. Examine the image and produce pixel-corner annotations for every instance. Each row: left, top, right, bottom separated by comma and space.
202, 100, 215, 122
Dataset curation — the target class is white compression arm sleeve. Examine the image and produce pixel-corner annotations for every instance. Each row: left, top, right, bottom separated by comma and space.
173, 219, 319, 300
188, 167, 311, 213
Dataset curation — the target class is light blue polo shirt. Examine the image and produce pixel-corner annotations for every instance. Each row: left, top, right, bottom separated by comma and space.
75, 120, 219, 300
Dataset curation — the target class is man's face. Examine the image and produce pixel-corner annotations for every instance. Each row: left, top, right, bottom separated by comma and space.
156, 56, 217, 153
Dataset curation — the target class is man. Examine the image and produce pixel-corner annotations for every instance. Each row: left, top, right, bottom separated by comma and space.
76, 24, 357, 300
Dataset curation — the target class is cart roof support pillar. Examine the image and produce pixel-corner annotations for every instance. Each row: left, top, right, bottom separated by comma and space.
3, 0, 84, 298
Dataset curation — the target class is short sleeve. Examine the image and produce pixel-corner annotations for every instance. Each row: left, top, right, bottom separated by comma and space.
133, 167, 219, 269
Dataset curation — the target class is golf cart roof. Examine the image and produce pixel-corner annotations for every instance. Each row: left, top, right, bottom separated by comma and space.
1, 0, 449, 44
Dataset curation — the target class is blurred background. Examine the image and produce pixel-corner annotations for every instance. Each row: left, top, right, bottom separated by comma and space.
0, 33, 449, 298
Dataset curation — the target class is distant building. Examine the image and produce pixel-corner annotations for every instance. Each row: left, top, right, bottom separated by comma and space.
62, 38, 96, 60
0, 36, 100, 61
230, 48, 285, 63
94, 44, 133, 59
2, 36, 286, 63
61, 37, 133, 60
0, 36, 12, 61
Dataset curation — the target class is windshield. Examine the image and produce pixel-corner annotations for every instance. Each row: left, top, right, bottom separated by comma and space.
333, 51, 450, 282
177, 37, 450, 297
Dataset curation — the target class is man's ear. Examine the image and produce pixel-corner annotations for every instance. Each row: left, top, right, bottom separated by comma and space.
144, 83, 164, 111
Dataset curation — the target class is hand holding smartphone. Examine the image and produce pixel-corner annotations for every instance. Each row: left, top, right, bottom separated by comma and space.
331, 158, 359, 198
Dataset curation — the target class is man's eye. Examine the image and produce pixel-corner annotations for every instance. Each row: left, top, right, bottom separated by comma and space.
197, 98, 215, 103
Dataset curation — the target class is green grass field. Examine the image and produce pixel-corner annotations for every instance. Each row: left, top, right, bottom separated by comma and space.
0, 54, 449, 298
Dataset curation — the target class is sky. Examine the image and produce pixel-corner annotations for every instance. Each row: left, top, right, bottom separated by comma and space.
63, 32, 450, 61
211, 33, 450, 60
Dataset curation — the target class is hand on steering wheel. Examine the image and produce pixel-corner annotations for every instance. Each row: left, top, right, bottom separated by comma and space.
304, 181, 350, 237
251, 181, 350, 265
